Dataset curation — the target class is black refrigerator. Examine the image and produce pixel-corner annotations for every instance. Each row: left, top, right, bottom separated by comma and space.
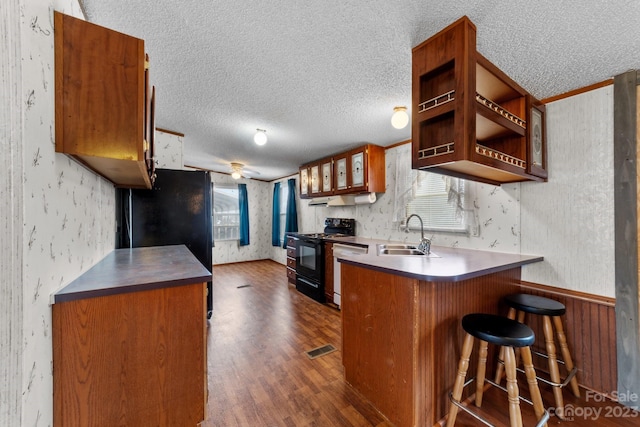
116, 169, 213, 318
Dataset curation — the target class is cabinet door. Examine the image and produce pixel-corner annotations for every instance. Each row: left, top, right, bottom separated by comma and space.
147, 85, 156, 183
324, 242, 334, 303
321, 160, 333, 194
310, 164, 320, 195
350, 149, 366, 192
526, 98, 548, 180
54, 12, 152, 189
334, 155, 349, 193
299, 167, 310, 198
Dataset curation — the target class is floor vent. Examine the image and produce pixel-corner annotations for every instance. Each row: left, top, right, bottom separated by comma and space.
237, 284, 252, 288
306, 344, 336, 359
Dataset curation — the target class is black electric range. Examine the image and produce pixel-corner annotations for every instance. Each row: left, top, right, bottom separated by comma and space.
295, 218, 355, 303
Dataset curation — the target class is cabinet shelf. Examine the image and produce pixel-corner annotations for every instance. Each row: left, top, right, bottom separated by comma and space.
475, 93, 526, 129
475, 143, 526, 169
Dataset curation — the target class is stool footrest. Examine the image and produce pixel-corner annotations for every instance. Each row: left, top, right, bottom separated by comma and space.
448, 377, 550, 427
497, 354, 579, 389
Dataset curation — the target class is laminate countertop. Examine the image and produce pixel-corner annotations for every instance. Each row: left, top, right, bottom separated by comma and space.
331, 236, 543, 281
52, 245, 212, 303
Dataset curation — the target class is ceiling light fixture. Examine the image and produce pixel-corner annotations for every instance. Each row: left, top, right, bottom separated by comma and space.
391, 106, 409, 129
253, 128, 267, 145
230, 162, 243, 179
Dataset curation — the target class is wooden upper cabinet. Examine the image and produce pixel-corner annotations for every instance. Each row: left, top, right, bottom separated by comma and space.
299, 144, 385, 198
411, 16, 547, 185
334, 144, 385, 195
305, 158, 333, 198
54, 11, 155, 189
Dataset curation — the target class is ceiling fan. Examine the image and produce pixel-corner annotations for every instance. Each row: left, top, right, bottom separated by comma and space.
229, 162, 260, 179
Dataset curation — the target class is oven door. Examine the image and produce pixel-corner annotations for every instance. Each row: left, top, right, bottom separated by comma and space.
296, 275, 325, 303
295, 237, 324, 283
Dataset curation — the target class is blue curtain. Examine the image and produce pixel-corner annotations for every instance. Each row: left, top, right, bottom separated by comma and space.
271, 182, 281, 246
238, 183, 250, 246
282, 178, 298, 248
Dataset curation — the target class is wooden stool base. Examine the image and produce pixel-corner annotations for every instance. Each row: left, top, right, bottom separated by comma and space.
495, 306, 580, 420
447, 332, 549, 427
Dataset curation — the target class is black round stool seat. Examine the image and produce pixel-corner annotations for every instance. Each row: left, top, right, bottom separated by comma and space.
462, 313, 535, 348
504, 293, 566, 316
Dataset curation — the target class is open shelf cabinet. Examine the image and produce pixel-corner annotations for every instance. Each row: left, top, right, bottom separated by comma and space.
412, 16, 547, 185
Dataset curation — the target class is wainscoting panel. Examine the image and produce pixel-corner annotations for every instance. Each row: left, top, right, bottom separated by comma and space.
517, 281, 617, 397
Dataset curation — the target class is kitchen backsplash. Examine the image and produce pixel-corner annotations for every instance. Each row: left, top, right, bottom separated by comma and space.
290, 143, 521, 252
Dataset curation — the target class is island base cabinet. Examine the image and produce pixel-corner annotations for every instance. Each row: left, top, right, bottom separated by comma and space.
52, 283, 207, 427
341, 263, 522, 426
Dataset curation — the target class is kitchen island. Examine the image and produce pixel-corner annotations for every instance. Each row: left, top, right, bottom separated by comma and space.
335, 243, 542, 426
52, 245, 211, 427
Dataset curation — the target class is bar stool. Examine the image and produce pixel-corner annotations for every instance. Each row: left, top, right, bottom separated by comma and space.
447, 313, 549, 427
494, 294, 579, 420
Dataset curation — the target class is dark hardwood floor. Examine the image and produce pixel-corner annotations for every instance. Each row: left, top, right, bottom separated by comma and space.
202, 260, 640, 426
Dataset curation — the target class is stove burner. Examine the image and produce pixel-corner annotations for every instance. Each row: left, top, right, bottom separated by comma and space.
298, 232, 348, 239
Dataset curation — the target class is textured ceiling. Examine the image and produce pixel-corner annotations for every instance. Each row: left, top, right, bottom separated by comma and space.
81, 0, 640, 180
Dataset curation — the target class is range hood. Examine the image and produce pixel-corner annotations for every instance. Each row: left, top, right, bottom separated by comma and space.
308, 193, 377, 207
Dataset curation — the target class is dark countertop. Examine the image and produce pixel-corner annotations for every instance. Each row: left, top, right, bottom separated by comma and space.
332, 236, 543, 281
52, 245, 212, 303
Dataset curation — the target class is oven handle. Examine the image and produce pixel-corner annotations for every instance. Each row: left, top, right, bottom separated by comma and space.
298, 276, 319, 289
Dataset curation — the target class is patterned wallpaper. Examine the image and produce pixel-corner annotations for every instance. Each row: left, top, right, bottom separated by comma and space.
211, 173, 272, 265
155, 129, 184, 169
521, 86, 615, 297
354, 144, 521, 251
20, 1, 116, 426
278, 143, 522, 252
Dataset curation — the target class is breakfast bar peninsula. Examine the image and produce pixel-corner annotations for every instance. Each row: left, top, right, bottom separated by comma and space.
335, 241, 543, 426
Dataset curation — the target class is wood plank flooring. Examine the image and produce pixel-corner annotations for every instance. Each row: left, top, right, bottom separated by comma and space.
202, 260, 640, 426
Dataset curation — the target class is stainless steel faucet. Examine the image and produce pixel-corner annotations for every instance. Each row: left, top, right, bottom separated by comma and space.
405, 214, 431, 255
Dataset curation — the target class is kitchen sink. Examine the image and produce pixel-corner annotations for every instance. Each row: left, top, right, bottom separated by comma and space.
376, 244, 439, 257
377, 244, 418, 250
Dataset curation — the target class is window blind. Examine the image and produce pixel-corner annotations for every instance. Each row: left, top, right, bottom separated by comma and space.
213, 184, 240, 241
405, 172, 466, 232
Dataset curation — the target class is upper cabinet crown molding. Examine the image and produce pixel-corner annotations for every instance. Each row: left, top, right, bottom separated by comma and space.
54, 11, 156, 189
411, 16, 547, 185
299, 144, 385, 199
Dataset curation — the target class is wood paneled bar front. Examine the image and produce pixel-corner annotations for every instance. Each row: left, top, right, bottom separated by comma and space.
338, 245, 543, 426
52, 245, 211, 427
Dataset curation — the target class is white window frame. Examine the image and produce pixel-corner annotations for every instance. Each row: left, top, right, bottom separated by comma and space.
279, 183, 289, 246
213, 184, 240, 241
404, 171, 468, 234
